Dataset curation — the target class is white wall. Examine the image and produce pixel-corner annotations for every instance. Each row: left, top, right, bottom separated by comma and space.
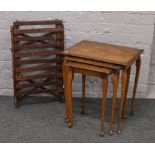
0, 11, 155, 98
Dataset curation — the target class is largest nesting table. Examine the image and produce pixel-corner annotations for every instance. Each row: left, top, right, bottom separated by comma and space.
63, 40, 143, 134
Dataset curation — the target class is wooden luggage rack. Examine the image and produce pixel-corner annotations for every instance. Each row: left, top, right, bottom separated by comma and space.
11, 20, 64, 107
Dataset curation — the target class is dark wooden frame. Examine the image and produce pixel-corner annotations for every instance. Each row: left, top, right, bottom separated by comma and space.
11, 20, 64, 107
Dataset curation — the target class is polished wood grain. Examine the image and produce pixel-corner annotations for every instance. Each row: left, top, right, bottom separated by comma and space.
65, 40, 143, 66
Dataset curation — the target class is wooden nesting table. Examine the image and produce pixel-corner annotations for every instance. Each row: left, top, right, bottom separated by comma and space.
63, 40, 143, 135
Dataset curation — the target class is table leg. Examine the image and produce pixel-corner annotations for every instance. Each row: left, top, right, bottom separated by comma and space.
67, 66, 73, 128
131, 56, 141, 115
122, 66, 131, 119
80, 74, 86, 114
100, 76, 108, 137
109, 71, 119, 135
117, 68, 127, 134
63, 62, 69, 123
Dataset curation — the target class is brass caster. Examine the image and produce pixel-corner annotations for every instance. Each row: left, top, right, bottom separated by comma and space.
67, 122, 72, 128
109, 130, 114, 136
117, 129, 121, 134
100, 131, 104, 137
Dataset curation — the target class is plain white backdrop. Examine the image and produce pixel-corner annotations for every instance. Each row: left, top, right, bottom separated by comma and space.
0, 0, 155, 11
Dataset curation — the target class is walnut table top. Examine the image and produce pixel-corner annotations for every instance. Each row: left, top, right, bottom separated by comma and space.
64, 40, 143, 66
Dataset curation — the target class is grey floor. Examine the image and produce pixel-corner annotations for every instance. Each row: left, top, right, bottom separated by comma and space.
0, 96, 155, 143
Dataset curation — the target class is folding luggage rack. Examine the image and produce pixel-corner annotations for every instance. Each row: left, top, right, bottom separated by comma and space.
11, 20, 64, 107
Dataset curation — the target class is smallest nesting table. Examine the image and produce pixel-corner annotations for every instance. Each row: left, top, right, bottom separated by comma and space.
63, 60, 120, 136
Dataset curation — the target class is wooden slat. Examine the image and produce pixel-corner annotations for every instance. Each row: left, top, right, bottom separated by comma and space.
14, 28, 64, 34
14, 35, 63, 42
15, 51, 63, 57
16, 81, 63, 89
16, 65, 62, 73
14, 43, 63, 50
13, 20, 63, 26
16, 88, 63, 96
15, 58, 63, 65
16, 73, 63, 81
